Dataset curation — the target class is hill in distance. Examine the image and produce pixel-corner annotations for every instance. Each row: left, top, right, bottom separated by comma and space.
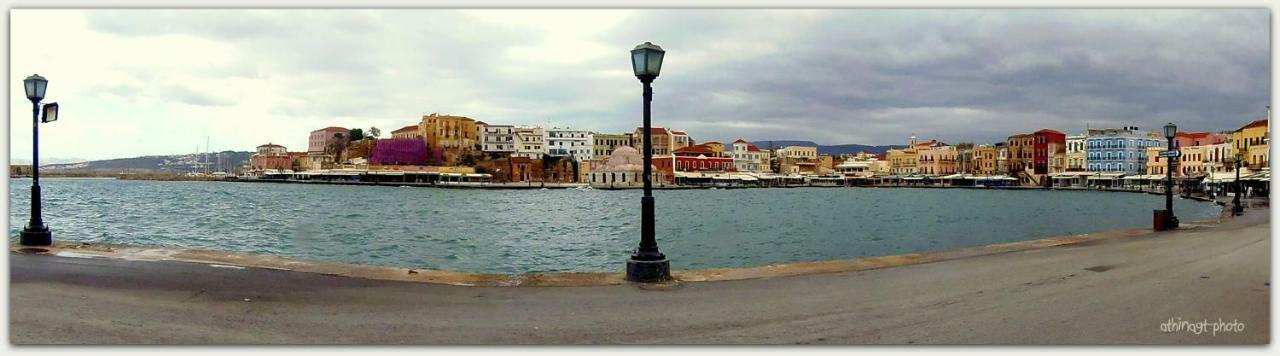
748, 140, 905, 155
40, 151, 253, 174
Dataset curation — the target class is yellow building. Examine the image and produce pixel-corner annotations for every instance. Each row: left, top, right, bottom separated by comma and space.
1233, 119, 1268, 170
592, 133, 633, 158
419, 113, 479, 165
972, 144, 998, 176
777, 146, 818, 174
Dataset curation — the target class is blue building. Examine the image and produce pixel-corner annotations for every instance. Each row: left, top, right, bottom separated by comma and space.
1085, 127, 1165, 175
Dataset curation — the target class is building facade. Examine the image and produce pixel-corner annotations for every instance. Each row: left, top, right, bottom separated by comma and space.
729, 139, 768, 173
543, 127, 593, 162
308, 127, 350, 153
1066, 134, 1086, 171
418, 114, 479, 165
592, 133, 634, 158
1233, 119, 1269, 170
513, 127, 545, 159
481, 124, 516, 154
390, 125, 421, 140
1086, 127, 1164, 174
917, 145, 958, 176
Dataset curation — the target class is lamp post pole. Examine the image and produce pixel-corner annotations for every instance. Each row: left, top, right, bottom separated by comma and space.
626, 42, 670, 283
20, 74, 52, 246
1233, 153, 1244, 215
1162, 122, 1179, 230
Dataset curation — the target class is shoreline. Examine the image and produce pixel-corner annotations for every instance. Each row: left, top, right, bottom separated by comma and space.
9, 196, 1242, 287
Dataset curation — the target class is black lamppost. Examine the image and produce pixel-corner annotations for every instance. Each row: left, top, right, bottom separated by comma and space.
1232, 152, 1245, 215
1161, 122, 1179, 230
626, 42, 670, 282
20, 74, 58, 246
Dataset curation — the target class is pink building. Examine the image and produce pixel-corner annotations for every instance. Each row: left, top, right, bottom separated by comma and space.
308, 127, 350, 153
1174, 131, 1229, 149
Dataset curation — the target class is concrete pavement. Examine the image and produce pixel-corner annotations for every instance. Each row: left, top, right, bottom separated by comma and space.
8, 209, 1270, 344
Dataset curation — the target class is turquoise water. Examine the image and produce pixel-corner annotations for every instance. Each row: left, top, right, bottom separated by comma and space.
9, 178, 1222, 274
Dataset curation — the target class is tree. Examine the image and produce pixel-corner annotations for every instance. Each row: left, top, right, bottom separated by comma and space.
349, 128, 365, 141
368, 127, 381, 139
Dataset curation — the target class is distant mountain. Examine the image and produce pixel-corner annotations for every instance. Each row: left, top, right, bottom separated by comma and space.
748, 140, 905, 155
42, 151, 253, 174
10, 157, 91, 165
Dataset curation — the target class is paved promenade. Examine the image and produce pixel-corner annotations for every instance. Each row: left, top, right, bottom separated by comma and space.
9, 208, 1270, 344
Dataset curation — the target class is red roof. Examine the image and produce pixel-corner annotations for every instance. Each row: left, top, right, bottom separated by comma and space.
1176, 131, 1211, 138
746, 144, 761, 152
674, 145, 715, 155
1035, 129, 1065, 135
874, 153, 887, 160
1238, 119, 1267, 131
637, 127, 670, 135
392, 125, 418, 134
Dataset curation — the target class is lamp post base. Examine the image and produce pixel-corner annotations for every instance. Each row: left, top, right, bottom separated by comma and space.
626, 257, 671, 283
19, 226, 51, 246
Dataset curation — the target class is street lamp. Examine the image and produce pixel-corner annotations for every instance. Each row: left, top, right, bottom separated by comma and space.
1160, 122, 1179, 230
20, 74, 57, 246
1233, 152, 1245, 215
626, 41, 670, 283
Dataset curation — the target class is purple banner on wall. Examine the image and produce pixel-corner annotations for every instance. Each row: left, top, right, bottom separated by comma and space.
370, 139, 429, 166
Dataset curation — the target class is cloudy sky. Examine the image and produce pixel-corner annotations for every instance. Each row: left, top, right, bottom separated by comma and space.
8, 9, 1270, 161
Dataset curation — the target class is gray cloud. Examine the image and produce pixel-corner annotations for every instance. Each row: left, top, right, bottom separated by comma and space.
78, 9, 1272, 148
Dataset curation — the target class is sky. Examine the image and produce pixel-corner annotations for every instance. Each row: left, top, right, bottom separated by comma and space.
8, 9, 1271, 162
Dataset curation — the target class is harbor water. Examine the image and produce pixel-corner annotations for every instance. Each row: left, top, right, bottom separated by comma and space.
8, 178, 1223, 274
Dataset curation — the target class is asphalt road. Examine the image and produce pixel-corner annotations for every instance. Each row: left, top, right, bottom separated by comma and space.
9, 211, 1270, 344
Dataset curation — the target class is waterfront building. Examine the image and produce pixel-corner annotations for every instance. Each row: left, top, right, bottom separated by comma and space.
1006, 133, 1033, 176
513, 127, 545, 159
632, 127, 692, 156
1233, 119, 1269, 170
777, 145, 818, 174
816, 155, 836, 175
481, 124, 516, 154
390, 125, 421, 140
917, 144, 958, 176
1066, 134, 1086, 171
729, 139, 769, 173
994, 142, 1008, 175
1086, 126, 1165, 175
954, 143, 975, 174
419, 113, 479, 165
1033, 129, 1067, 175
1178, 144, 1208, 177
250, 143, 291, 171
592, 133, 634, 158
654, 144, 737, 180
836, 152, 889, 178
586, 146, 665, 186
1175, 131, 1230, 149
308, 127, 350, 153
1146, 147, 1171, 176
973, 144, 998, 176
1203, 141, 1236, 174
544, 127, 593, 163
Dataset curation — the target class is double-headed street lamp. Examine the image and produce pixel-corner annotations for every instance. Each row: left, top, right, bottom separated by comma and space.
1233, 152, 1246, 216
626, 42, 670, 283
20, 74, 59, 246
1160, 122, 1179, 230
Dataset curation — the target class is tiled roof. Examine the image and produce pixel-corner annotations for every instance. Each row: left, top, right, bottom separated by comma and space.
392, 125, 418, 134
674, 145, 715, 155
637, 127, 670, 135
1035, 129, 1065, 135
1238, 119, 1267, 131
746, 145, 761, 152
